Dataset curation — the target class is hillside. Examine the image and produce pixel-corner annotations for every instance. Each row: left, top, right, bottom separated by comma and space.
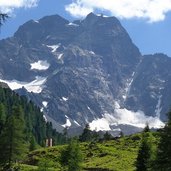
20, 132, 159, 171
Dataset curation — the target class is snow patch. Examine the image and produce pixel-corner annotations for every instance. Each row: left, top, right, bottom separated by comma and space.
68, 22, 79, 26
34, 20, 39, 23
87, 106, 91, 110
96, 14, 110, 17
74, 120, 81, 126
114, 102, 120, 109
158, 79, 165, 83
42, 101, 48, 108
43, 115, 47, 122
89, 117, 111, 131
62, 97, 68, 101
65, 115, 69, 119
155, 95, 162, 118
30, 60, 50, 70
123, 72, 135, 100
150, 92, 157, 99
89, 102, 164, 131
58, 53, 63, 60
62, 115, 71, 128
89, 51, 95, 55
47, 44, 60, 53
0, 76, 47, 93
115, 107, 164, 129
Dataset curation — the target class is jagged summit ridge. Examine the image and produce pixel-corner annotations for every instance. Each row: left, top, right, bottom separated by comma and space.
0, 13, 170, 134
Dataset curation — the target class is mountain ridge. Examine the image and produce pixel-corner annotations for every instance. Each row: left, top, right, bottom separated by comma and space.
0, 13, 170, 134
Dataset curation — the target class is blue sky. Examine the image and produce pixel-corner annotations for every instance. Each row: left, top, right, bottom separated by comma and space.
1, 0, 171, 57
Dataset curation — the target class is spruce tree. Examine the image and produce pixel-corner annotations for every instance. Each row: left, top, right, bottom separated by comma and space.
103, 131, 112, 141
135, 126, 152, 171
60, 139, 83, 171
0, 105, 27, 170
0, 103, 6, 134
63, 126, 68, 143
79, 124, 92, 142
29, 135, 36, 151
143, 124, 150, 133
155, 111, 171, 171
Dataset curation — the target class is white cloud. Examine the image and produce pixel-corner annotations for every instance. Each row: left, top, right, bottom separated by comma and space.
0, 0, 39, 13
65, 0, 171, 22
65, 1, 93, 18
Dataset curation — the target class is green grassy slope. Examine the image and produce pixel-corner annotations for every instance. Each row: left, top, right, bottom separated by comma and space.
22, 133, 152, 171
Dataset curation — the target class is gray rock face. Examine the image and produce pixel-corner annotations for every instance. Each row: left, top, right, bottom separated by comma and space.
125, 53, 171, 121
0, 13, 170, 133
0, 82, 9, 88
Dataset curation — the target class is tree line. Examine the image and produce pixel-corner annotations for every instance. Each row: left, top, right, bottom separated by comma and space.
0, 86, 66, 170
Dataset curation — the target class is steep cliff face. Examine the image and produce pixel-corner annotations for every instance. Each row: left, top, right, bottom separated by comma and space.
125, 53, 171, 121
0, 13, 170, 133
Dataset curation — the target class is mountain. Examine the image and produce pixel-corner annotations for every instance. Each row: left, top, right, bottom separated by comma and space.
0, 13, 170, 134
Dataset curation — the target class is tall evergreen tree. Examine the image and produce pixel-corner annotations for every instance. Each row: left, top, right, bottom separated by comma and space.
0, 105, 27, 170
143, 123, 150, 133
0, 103, 6, 134
135, 127, 152, 171
63, 126, 69, 143
103, 131, 112, 141
79, 124, 92, 142
60, 139, 83, 171
29, 135, 37, 151
154, 111, 171, 171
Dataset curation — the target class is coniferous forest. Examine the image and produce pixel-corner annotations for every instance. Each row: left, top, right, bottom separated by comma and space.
0, 86, 66, 170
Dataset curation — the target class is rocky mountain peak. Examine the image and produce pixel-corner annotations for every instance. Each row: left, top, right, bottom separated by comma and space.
0, 13, 170, 135
83, 12, 120, 27
14, 14, 70, 46
39, 14, 69, 25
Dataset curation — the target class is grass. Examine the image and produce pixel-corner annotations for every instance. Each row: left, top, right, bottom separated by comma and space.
81, 137, 140, 171
21, 132, 159, 171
